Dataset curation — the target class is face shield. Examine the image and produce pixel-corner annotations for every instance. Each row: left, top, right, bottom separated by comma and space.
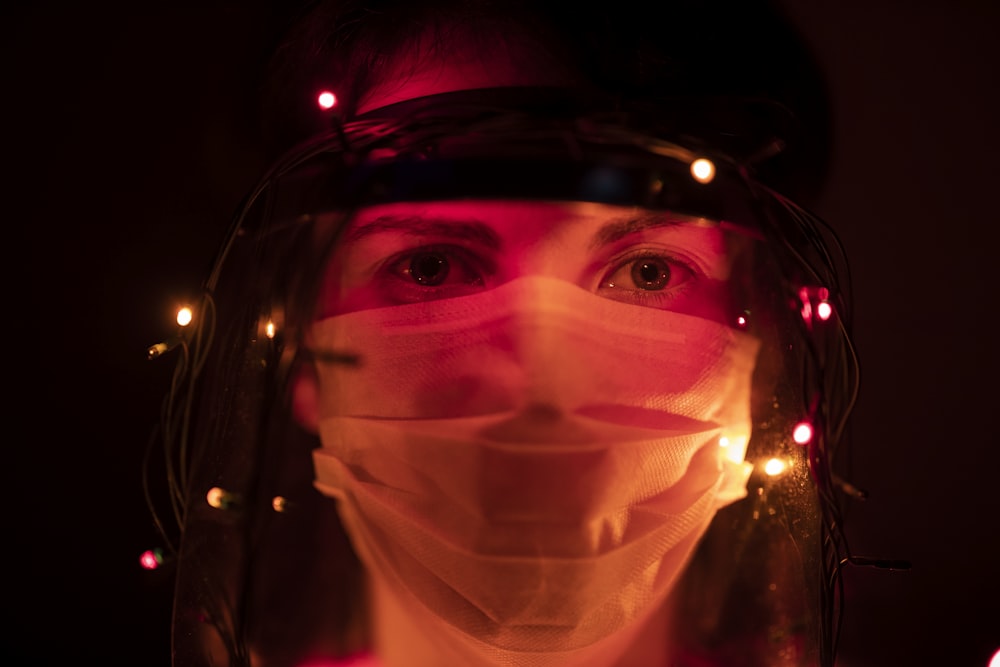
147, 88, 859, 667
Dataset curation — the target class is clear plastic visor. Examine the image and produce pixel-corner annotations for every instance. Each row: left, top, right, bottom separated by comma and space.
166, 132, 835, 667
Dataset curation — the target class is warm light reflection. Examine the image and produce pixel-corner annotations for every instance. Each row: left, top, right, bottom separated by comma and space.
176, 307, 193, 327
690, 158, 716, 184
764, 458, 786, 476
718, 434, 748, 464
265, 320, 276, 339
272, 496, 289, 512
317, 91, 337, 109
793, 421, 814, 445
817, 301, 833, 320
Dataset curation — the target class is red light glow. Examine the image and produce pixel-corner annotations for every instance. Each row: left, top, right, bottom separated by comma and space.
989, 648, 1000, 667
792, 421, 813, 445
317, 91, 337, 109
139, 549, 162, 570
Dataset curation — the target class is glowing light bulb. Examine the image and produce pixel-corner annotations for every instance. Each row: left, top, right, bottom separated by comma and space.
176, 307, 193, 327
764, 458, 786, 476
317, 91, 337, 109
272, 496, 289, 512
206, 486, 237, 509
736, 314, 747, 328
690, 158, 715, 184
139, 548, 162, 570
988, 648, 1000, 667
793, 421, 814, 445
719, 436, 730, 448
265, 320, 276, 339
817, 301, 833, 320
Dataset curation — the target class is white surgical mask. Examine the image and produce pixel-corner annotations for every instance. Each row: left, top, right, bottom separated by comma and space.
309, 276, 759, 666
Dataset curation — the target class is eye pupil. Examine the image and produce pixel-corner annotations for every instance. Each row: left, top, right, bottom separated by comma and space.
631, 260, 670, 290
410, 253, 449, 285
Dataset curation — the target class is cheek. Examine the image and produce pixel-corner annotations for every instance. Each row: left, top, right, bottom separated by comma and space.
314, 245, 367, 318
290, 364, 320, 434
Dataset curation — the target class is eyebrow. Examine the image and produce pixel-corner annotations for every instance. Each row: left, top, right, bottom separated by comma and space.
344, 214, 502, 249
589, 213, 706, 249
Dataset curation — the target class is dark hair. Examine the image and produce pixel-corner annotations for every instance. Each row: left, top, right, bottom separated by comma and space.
256, 0, 832, 203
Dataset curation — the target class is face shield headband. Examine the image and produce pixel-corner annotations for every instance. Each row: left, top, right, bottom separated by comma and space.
145, 87, 866, 667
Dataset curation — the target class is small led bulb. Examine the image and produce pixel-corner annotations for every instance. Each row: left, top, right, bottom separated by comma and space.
176, 307, 193, 327
817, 301, 833, 321
317, 91, 337, 109
265, 320, 276, 339
792, 421, 814, 445
139, 548, 164, 570
206, 486, 239, 510
690, 158, 716, 184
764, 458, 787, 476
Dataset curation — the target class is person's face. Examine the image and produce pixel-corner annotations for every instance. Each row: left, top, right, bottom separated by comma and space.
319, 201, 741, 326
309, 36, 752, 324
292, 29, 755, 430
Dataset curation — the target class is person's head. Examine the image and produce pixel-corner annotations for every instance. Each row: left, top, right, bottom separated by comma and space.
149, 2, 859, 666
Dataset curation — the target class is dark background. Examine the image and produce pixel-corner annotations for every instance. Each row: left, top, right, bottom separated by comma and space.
6, 1, 999, 665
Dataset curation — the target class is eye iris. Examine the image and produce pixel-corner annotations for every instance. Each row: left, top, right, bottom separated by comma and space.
631, 260, 670, 290
409, 253, 449, 285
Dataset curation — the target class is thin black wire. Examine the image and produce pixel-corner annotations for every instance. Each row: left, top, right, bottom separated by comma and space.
146, 108, 869, 664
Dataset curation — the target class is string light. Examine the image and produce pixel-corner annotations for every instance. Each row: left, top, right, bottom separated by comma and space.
736, 309, 750, 329
317, 91, 337, 109
206, 486, 239, 510
690, 157, 715, 184
139, 548, 164, 570
764, 458, 787, 476
798, 286, 833, 326
176, 306, 193, 327
793, 421, 814, 445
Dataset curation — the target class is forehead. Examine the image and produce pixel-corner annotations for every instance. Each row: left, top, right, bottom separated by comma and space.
343, 200, 726, 249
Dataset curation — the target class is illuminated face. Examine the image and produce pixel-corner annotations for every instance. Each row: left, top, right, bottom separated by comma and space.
314, 34, 749, 321
320, 201, 742, 325
293, 36, 765, 664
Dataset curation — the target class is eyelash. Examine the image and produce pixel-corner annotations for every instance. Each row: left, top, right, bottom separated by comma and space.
597, 249, 698, 303
372, 243, 701, 307
379, 243, 492, 294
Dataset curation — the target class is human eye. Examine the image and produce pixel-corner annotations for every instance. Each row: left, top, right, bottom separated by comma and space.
375, 243, 494, 303
597, 249, 697, 307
